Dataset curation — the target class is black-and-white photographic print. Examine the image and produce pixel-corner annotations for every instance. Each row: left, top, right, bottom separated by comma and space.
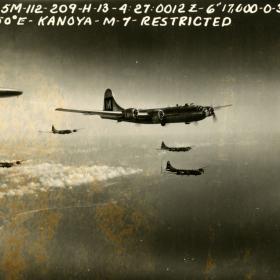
0, 1, 280, 279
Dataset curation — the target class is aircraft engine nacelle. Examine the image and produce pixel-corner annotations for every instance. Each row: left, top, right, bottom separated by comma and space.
157, 110, 165, 121
123, 108, 139, 119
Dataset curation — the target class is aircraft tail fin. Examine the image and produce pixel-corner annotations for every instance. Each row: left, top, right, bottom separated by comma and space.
166, 161, 172, 171
103, 89, 124, 111
52, 125, 56, 133
161, 141, 167, 149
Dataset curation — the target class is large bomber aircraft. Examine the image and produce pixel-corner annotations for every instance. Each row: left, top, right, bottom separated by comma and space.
165, 161, 205, 176
55, 89, 232, 126
160, 141, 192, 152
51, 125, 81, 134
0, 89, 23, 168
39, 125, 82, 135
0, 160, 24, 168
0, 89, 22, 98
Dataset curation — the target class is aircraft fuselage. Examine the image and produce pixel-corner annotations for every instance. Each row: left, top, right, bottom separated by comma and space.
163, 147, 192, 152
54, 130, 73, 134
175, 169, 203, 176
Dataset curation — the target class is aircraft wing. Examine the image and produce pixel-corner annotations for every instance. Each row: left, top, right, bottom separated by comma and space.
213, 104, 232, 110
55, 108, 123, 117
38, 130, 53, 133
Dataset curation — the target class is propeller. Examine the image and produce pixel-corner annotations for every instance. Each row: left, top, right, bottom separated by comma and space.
212, 112, 217, 122
207, 106, 217, 122
73, 128, 84, 132
199, 165, 208, 172
204, 104, 232, 122
15, 160, 27, 165
213, 104, 232, 121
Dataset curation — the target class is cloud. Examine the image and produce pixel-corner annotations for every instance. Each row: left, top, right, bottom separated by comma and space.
0, 162, 142, 199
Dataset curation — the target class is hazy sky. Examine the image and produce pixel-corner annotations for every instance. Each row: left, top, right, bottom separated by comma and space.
0, 0, 280, 144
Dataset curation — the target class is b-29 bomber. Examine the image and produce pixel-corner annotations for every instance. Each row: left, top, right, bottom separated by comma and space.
160, 141, 192, 152
56, 89, 232, 126
165, 161, 205, 176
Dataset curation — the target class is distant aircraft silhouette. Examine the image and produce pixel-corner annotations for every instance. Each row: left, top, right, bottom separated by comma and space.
0, 160, 25, 168
165, 161, 205, 176
39, 125, 83, 135
0, 89, 22, 98
160, 141, 192, 152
